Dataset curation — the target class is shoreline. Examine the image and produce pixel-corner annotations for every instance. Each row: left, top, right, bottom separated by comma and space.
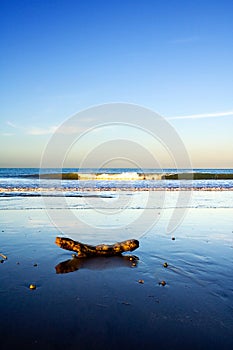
1, 187, 233, 194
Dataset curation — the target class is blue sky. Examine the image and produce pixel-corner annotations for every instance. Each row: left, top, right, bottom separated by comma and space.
1, 0, 233, 168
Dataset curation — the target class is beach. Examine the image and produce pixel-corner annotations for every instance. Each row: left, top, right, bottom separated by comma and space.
1, 186, 233, 349
2, 0, 233, 347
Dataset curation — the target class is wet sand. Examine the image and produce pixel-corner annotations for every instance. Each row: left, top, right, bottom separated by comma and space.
0, 205, 233, 349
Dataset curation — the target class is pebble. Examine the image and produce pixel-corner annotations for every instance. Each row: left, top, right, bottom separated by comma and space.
29, 284, 36, 290
0, 253, 7, 260
159, 280, 166, 286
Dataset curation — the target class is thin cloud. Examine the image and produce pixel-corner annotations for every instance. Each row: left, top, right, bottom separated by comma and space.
6, 120, 58, 135
170, 36, 199, 44
6, 121, 19, 128
1, 132, 15, 137
26, 126, 58, 135
57, 125, 86, 134
6, 120, 84, 136
168, 110, 233, 120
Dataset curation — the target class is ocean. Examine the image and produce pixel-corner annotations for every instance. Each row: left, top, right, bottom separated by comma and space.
1, 167, 233, 216
1, 168, 233, 196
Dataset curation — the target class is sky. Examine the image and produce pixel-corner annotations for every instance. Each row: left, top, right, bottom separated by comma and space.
0, 0, 233, 168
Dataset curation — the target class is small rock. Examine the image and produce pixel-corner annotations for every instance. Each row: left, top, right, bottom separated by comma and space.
138, 279, 144, 284
159, 280, 166, 286
0, 253, 7, 260
33, 263, 38, 267
121, 301, 131, 306
171, 237, 175, 241
29, 284, 36, 290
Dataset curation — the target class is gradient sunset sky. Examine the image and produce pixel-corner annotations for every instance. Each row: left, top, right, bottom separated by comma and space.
1, 0, 233, 168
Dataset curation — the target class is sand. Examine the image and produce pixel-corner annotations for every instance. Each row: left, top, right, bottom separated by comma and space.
0, 198, 233, 349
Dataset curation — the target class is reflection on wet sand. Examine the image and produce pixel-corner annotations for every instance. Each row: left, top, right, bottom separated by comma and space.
55, 255, 139, 273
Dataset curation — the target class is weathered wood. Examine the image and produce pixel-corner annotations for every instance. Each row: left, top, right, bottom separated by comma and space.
55, 237, 139, 258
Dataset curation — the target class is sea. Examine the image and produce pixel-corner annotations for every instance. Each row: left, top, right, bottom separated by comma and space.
1, 168, 233, 195
0, 168, 233, 213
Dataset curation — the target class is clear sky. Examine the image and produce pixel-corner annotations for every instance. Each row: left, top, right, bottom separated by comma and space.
1, 0, 233, 168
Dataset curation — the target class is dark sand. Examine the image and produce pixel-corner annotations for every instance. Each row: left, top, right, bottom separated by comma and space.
0, 207, 233, 349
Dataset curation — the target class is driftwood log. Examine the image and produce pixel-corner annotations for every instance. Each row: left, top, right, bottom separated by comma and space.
55, 237, 139, 258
